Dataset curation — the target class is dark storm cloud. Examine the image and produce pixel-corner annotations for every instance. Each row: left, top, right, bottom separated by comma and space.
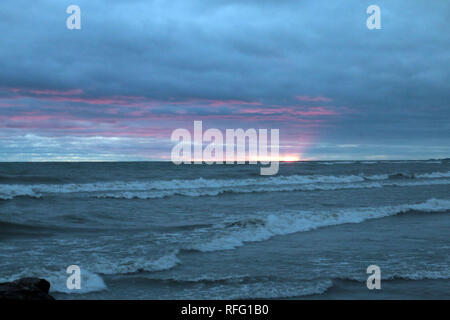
0, 0, 449, 160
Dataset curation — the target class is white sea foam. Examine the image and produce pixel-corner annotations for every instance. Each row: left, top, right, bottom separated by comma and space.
93, 181, 383, 199
48, 269, 107, 294
389, 270, 450, 280
0, 268, 107, 294
95, 179, 450, 199
186, 279, 334, 299
416, 171, 450, 179
1, 171, 449, 200
0, 175, 369, 200
20, 174, 369, 192
191, 199, 450, 252
0, 251, 179, 294
0, 185, 41, 200
241, 279, 334, 299
344, 268, 450, 282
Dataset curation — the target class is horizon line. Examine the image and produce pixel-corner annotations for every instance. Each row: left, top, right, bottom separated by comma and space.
0, 159, 448, 163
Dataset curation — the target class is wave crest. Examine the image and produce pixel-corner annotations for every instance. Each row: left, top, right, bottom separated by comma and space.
190, 199, 450, 252
1, 171, 449, 200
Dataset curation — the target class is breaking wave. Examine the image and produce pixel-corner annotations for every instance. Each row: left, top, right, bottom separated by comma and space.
194, 279, 334, 299
150, 277, 334, 299
189, 198, 450, 252
1, 171, 449, 200
387, 270, 450, 280
93, 179, 450, 199
0, 185, 41, 200
0, 251, 180, 294
0, 269, 107, 294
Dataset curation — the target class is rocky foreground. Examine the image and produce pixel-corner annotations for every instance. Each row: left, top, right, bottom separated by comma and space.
0, 278, 55, 300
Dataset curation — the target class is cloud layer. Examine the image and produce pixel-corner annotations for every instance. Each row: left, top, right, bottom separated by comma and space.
0, 0, 449, 160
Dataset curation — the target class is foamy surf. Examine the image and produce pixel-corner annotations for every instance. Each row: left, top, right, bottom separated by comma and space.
48, 270, 107, 294
1, 171, 449, 200
173, 278, 334, 299
0, 185, 41, 200
338, 267, 450, 282
93, 179, 450, 199
417, 171, 450, 179
388, 270, 450, 280
0, 268, 107, 294
0, 251, 179, 295
190, 199, 450, 252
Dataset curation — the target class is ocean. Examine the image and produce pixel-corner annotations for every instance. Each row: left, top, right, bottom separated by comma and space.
0, 161, 449, 299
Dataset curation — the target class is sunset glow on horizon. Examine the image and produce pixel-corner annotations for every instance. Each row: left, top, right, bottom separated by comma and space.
0, 1, 448, 161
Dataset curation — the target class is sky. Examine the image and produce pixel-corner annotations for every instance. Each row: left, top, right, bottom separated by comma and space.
0, 0, 449, 161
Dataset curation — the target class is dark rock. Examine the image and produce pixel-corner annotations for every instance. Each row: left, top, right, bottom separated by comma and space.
0, 277, 55, 300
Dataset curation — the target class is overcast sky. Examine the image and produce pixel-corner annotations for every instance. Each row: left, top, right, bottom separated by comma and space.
0, 0, 449, 161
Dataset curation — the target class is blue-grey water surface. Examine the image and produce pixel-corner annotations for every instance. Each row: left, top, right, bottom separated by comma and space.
0, 161, 449, 299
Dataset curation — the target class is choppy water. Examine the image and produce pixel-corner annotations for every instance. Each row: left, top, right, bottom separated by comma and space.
0, 161, 449, 299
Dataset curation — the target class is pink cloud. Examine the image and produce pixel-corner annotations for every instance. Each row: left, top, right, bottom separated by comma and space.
2, 87, 150, 106
296, 96, 332, 102
39, 96, 139, 105
9, 115, 54, 121
208, 99, 262, 107
0, 102, 24, 107
165, 98, 262, 107
2, 87, 265, 109
5, 88, 83, 96
0, 87, 342, 142
29, 89, 84, 96
239, 106, 337, 116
